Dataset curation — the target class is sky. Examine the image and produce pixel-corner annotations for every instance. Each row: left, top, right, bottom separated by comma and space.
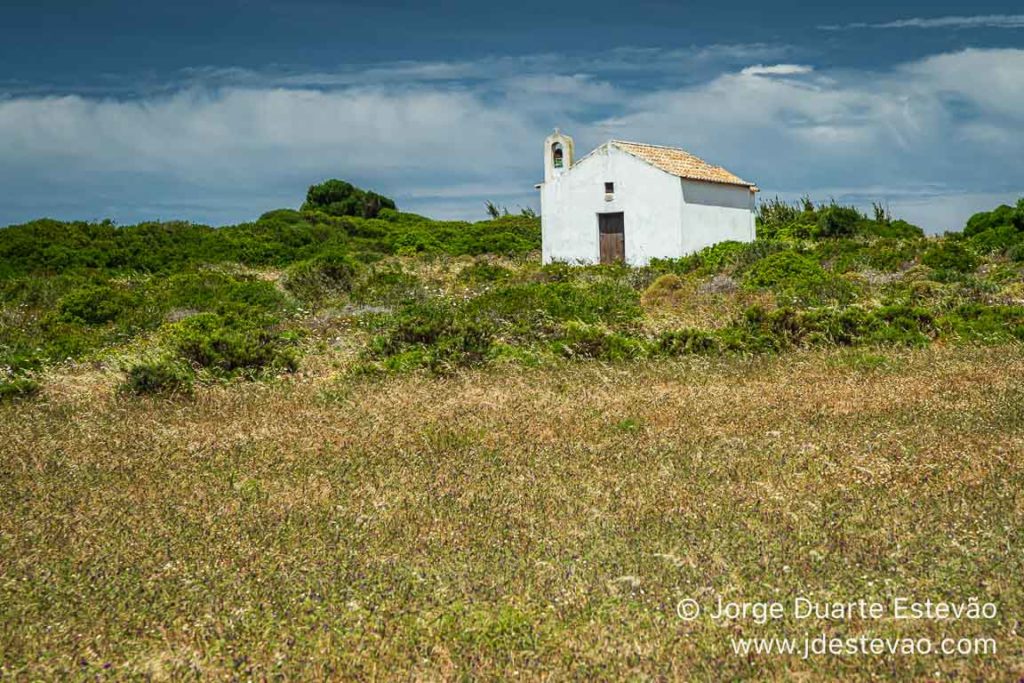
1, 1, 1023, 232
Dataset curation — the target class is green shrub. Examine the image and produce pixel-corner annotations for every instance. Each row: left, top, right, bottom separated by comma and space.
456, 216, 541, 255
0, 186, 539, 280
283, 251, 361, 305
812, 237, 924, 273
465, 281, 642, 339
368, 299, 495, 373
351, 265, 425, 305
815, 205, 863, 238
57, 283, 138, 325
647, 255, 700, 276
458, 261, 512, 284
737, 304, 936, 349
865, 238, 926, 271
647, 241, 763, 277
743, 251, 823, 289
743, 251, 857, 305
168, 314, 300, 377
642, 274, 685, 300
535, 262, 576, 282
553, 321, 646, 361
855, 219, 925, 239
257, 208, 305, 224
963, 201, 1022, 237
921, 241, 980, 275
938, 304, 1024, 344
163, 270, 288, 317
121, 360, 194, 395
756, 198, 923, 241
1007, 243, 1024, 263
756, 196, 804, 239
656, 328, 720, 355
694, 241, 749, 273
968, 224, 1023, 255
393, 231, 442, 255
0, 376, 40, 402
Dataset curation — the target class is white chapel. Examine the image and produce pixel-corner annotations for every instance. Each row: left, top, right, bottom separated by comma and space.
538, 129, 758, 266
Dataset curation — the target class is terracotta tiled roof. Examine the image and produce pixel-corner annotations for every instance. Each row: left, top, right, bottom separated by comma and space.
611, 140, 756, 189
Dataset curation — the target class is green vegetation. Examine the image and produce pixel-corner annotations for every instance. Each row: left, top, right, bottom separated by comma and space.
2, 185, 1024, 678
0, 180, 540, 384
282, 250, 362, 307
0, 376, 39, 402
120, 359, 193, 396
1, 185, 1022, 386
301, 179, 396, 219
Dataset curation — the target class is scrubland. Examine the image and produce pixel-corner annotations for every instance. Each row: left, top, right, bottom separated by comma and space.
2, 186, 1023, 679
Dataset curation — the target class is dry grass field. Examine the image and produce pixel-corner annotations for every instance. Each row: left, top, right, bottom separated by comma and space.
2, 345, 1022, 680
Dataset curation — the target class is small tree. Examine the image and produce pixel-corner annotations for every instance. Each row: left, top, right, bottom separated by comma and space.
872, 202, 891, 224
302, 180, 396, 218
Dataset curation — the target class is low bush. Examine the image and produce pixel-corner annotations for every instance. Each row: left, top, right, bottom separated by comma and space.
283, 251, 361, 305
967, 224, 1022, 255
57, 283, 138, 325
0, 376, 40, 402
641, 274, 686, 307
3, 191, 1023, 380
553, 321, 646, 361
163, 270, 288, 317
813, 238, 924, 273
863, 219, 925, 239
458, 261, 512, 284
741, 304, 937, 348
368, 299, 495, 373
534, 262, 576, 283
937, 304, 1024, 344
815, 205, 863, 238
964, 200, 1023, 237
121, 360, 194, 395
465, 281, 642, 339
351, 265, 425, 305
743, 251, 822, 289
742, 251, 857, 305
656, 328, 719, 355
168, 314, 300, 377
921, 241, 980, 275
700, 241, 750, 273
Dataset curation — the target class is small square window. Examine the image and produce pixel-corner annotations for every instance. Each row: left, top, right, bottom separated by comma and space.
604, 182, 615, 194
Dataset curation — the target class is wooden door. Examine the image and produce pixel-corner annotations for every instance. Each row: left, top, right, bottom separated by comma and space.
599, 212, 625, 264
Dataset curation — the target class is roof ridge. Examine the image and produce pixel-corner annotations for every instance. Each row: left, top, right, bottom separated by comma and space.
611, 139, 701, 155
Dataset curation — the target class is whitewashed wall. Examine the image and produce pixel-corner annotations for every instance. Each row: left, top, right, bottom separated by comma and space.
541, 144, 683, 266
680, 179, 756, 254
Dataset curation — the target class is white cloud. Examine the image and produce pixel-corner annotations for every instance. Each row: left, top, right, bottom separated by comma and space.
595, 49, 1024, 231
0, 86, 540, 204
821, 14, 1024, 30
0, 47, 1022, 231
172, 44, 792, 93
740, 64, 814, 77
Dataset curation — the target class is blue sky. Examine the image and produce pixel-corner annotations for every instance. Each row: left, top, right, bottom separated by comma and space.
1, 1, 1023, 231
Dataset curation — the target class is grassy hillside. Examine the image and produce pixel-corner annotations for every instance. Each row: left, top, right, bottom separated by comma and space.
1, 187, 1023, 678
1, 189, 1022, 397
2, 348, 1022, 678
